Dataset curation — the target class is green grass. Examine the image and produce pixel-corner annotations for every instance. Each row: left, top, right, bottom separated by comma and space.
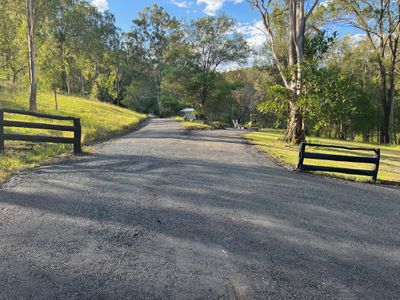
173, 116, 184, 122
245, 128, 400, 184
181, 121, 212, 131
0, 87, 146, 183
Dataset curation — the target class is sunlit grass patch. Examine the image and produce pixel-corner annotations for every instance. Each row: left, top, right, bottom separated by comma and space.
182, 121, 212, 131
173, 116, 184, 122
0, 87, 147, 183
245, 128, 400, 183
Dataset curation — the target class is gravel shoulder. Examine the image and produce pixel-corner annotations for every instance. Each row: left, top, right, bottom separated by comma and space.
1, 119, 399, 299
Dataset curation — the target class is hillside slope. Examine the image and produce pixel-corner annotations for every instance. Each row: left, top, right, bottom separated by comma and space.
0, 87, 146, 183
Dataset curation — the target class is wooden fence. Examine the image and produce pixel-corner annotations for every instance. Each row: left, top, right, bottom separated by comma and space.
0, 109, 81, 154
297, 142, 380, 182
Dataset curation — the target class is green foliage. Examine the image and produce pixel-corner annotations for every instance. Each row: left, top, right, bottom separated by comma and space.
0, 0, 26, 86
125, 4, 180, 115
122, 80, 158, 113
300, 38, 381, 140
0, 0, 122, 104
1, 0, 398, 145
304, 30, 337, 61
160, 95, 182, 116
257, 85, 290, 114
162, 14, 250, 120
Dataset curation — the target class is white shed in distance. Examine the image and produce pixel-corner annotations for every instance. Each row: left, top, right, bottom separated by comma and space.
180, 108, 196, 121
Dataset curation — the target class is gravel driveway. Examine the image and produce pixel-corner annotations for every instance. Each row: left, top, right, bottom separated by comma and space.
1, 119, 399, 299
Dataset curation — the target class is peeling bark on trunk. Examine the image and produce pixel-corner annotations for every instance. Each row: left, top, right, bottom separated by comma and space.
285, 99, 305, 144
284, 0, 306, 144
252, 0, 320, 143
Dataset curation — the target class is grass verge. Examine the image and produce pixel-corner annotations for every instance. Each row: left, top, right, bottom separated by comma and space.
0, 87, 146, 183
173, 116, 184, 122
182, 121, 212, 131
245, 128, 400, 184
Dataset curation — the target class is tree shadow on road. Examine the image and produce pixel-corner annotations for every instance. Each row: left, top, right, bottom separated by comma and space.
1, 152, 400, 298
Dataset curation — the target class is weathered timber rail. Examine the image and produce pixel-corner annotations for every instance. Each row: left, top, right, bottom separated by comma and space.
297, 142, 380, 182
0, 109, 81, 154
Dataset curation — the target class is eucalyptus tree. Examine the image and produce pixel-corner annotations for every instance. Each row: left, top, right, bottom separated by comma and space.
26, 0, 37, 110
330, 0, 400, 143
183, 15, 250, 118
47, 1, 115, 95
125, 4, 180, 116
0, 1, 26, 86
248, 0, 320, 144
38, 35, 64, 110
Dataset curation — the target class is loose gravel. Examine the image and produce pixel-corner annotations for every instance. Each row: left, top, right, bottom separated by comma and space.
0, 119, 399, 299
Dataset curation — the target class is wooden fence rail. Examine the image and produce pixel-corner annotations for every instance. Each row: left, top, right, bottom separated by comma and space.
297, 142, 380, 182
0, 109, 81, 154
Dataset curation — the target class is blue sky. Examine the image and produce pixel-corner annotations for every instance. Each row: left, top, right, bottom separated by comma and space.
91, 0, 259, 30
90, 0, 271, 54
90, 0, 361, 54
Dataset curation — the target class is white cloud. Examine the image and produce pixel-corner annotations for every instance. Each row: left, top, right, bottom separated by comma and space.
351, 33, 366, 43
217, 20, 268, 71
320, 0, 333, 7
236, 20, 267, 50
91, 0, 108, 12
217, 61, 241, 72
197, 0, 224, 15
196, 0, 246, 16
170, 0, 191, 8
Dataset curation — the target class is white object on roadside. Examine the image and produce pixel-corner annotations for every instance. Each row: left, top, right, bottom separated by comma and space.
181, 108, 196, 121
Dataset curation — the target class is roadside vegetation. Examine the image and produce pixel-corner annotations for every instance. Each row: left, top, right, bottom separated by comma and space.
2, 1, 399, 146
245, 129, 400, 183
0, 87, 146, 183
182, 121, 212, 131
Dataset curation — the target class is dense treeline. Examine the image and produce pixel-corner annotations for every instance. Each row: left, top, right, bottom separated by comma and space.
1, 0, 122, 104
0, 1, 399, 144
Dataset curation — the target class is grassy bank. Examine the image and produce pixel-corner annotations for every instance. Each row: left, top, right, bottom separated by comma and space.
245, 129, 400, 184
0, 87, 146, 183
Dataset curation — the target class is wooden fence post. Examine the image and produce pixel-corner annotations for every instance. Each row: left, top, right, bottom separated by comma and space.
0, 110, 4, 153
373, 148, 380, 182
297, 142, 306, 170
73, 118, 82, 154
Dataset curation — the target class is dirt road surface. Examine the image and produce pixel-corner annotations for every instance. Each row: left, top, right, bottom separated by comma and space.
1, 119, 399, 299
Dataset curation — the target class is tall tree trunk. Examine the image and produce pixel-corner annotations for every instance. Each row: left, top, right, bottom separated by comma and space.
80, 73, 85, 95
252, 0, 318, 143
380, 106, 390, 143
12, 71, 18, 87
26, 0, 37, 111
199, 83, 209, 120
286, 99, 305, 144
387, 58, 396, 143
378, 60, 393, 144
65, 74, 71, 94
285, 0, 305, 144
